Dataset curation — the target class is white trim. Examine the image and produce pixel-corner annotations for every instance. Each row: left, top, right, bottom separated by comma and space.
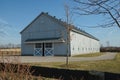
34, 43, 43, 56
34, 43, 54, 56
53, 42, 54, 56
44, 43, 54, 56
33, 44, 35, 56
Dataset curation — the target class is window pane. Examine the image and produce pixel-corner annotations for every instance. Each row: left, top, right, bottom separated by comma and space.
45, 43, 52, 48
36, 43, 42, 48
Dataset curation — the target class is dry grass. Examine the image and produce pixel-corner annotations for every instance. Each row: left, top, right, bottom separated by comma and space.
30, 53, 120, 74
73, 52, 105, 57
0, 48, 21, 56
0, 56, 44, 80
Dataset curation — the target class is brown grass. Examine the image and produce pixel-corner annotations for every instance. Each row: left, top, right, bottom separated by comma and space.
30, 53, 120, 74
0, 56, 43, 80
0, 48, 21, 56
73, 52, 104, 57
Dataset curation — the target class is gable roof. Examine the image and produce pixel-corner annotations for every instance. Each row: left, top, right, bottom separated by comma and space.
20, 12, 99, 41
20, 12, 66, 34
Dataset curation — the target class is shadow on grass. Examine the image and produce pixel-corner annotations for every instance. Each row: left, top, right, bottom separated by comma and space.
0, 63, 120, 80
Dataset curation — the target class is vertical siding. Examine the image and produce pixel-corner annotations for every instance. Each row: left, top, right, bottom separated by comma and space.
21, 33, 34, 56
54, 43, 67, 56
21, 14, 68, 56
70, 31, 100, 56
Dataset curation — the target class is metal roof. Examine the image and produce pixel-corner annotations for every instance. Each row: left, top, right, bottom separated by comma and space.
25, 37, 65, 43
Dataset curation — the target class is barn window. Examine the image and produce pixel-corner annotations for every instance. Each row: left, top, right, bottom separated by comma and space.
35, 43, 42, 48
73, 47, 74, 50
89, 48, 90, 50
45, 43, 52, 48
82, 48, 84, 51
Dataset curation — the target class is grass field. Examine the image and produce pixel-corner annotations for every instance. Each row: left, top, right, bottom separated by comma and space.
73, 52, 105, 57
0, 52, 119, 80
30, 53, 120, 74
0, 48, 21, 56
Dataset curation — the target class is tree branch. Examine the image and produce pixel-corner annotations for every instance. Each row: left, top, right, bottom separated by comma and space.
73, 0, 120, 28
98, 4, 120, 28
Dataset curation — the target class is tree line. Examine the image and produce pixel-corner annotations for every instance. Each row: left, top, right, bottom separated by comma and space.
0, 43, 21, 49
100, 47, 120, 52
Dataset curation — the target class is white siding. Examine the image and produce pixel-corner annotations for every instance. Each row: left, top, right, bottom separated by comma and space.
70, 31, 100, 56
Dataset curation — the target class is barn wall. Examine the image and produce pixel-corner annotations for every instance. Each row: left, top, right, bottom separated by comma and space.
70, 31, 100, 56
21, 14, 68, 56
54, 43, 68, 56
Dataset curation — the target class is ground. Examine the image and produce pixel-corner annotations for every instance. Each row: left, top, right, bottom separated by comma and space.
0, 52, 119, 73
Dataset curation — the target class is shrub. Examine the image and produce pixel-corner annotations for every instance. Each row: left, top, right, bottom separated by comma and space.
0, 56, 42, 80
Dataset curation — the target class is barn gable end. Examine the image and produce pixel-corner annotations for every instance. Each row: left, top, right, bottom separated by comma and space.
21, 12, 68, 56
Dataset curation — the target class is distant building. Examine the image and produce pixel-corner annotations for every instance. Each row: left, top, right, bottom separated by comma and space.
20, 12, 100, 56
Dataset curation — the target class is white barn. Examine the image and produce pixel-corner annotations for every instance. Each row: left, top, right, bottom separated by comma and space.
20, 12, 100, 56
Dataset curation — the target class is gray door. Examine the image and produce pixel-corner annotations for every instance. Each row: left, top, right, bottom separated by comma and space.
44, 43, 54, 56
34, 43, 53, 56
34, 43, 43, 56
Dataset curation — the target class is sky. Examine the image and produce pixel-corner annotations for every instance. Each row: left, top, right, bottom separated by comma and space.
0, 0, 120, 47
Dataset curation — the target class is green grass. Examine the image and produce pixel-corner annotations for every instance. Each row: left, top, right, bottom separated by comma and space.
29, 53, 120, 74
73, 52, 105, 57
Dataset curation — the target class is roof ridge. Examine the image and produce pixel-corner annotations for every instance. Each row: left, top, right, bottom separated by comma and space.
42, 12, 67, 26
42, 12, 99, 40
21, 12, 99, 41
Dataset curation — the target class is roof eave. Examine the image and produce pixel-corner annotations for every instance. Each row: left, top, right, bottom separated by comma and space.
71, 29, 99, 41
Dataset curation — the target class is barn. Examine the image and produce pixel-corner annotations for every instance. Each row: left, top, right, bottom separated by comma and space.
20, 12, 100, 56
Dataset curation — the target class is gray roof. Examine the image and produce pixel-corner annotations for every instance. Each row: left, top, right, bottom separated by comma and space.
25, 37, 61, 42
25, 37, 65, 43
21, 12, 99, 41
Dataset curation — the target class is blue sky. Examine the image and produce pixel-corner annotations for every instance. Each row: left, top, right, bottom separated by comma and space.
0, 0, 120, 47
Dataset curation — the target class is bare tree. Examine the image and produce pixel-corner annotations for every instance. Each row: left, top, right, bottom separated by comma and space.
64, 4, 71, 66
73, 0, 120, 28
64, 4, 73, 66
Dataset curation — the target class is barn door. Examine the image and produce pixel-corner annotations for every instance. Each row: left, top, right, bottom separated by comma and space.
34, 43, 53, 56
44, 43, 54, 56
34, 43, 43, 56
